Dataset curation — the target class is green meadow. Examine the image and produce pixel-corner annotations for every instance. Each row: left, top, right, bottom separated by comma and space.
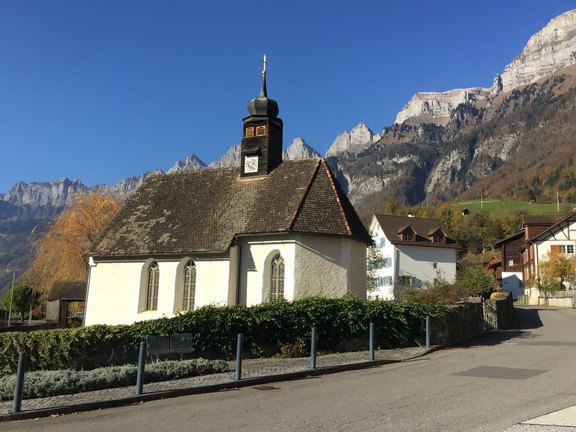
451, 199, 575, 218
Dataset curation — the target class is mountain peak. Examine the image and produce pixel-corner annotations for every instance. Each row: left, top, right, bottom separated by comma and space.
166, 154, 207, 174
500, 9, 576, 92
325, 123, 381, 157
283, 137, 321, 160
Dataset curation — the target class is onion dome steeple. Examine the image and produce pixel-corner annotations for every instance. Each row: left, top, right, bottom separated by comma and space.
240, 55, 284, 177
246, 55, 279, 119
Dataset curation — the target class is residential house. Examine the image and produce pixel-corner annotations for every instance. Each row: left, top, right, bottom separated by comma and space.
520, 212, 576, 284
367, 214, 458, 300
84, 65, 371, 326
493, 231, 524, 299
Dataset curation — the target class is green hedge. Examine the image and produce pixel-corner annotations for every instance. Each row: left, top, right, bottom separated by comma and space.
0, 297, 445, 376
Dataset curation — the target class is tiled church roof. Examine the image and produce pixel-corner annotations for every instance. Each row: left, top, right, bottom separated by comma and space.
89, 158, 371, 258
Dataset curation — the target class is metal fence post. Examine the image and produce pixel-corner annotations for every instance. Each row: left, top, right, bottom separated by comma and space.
310, 326, 317, 369
235, 333, 244, 381
12, 352, 26, 413
136, 341, 146, 395
369, 322, 375, 361
425, 316, 430, 349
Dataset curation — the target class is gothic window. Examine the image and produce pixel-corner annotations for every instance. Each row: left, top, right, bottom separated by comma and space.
146, 262, 159, 311
270, 254, 285, 300
182, 261, 196, 311
245, 127, 255, 137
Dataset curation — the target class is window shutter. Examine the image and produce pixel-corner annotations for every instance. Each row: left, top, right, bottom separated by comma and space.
551, 245, 560, 254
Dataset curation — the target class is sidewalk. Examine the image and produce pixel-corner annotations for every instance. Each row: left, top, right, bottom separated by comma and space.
0, 346, 432, 422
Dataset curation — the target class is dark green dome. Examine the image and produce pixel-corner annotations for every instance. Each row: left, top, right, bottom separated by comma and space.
247, 74, 279, 118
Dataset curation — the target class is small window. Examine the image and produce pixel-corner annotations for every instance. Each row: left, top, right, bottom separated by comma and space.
568, 245, 575, 254
433, 234, 443, 243
245, 127, 254, 137
559, 245, 567, 254
256, 125, 267, 136
271, 255, 284, 300
399, 275, 412, 286
384, 276, 393, 286
379, 238, 386, 248
182, 261, 196, 311
508, 260, 514, 266
383, 257, 392, 268
404, 233, 413, 241
146, 262, 159, 311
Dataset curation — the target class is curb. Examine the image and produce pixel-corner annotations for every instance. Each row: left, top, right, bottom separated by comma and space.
0, 357, 405, 422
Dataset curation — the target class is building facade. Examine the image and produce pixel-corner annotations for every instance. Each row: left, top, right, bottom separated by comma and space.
368, 214, 458, 300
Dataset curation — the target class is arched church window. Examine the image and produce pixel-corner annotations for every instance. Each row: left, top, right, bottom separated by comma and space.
146, 261, 159, 311
270, 254, 284, 300
183, 261, 196, 311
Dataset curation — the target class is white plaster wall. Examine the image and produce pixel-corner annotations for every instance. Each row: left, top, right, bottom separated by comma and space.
501, 271, 523, 300
194, 260, 230, 307
85, 261, 144, 325
237, 238, 296, 306
294, 235, 366, 299
368, 218, 396, 300
397, 245, 456, 284
85, 257, 230, 326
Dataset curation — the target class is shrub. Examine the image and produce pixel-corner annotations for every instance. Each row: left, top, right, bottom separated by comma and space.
0, 358, 228, 400
0, 297, 445, 375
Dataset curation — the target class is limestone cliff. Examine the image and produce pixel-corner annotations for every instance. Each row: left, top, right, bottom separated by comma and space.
394, 88, 491, 126
395, 9, 576, 125
325, 123, 381, 156
500, 10, 576, 92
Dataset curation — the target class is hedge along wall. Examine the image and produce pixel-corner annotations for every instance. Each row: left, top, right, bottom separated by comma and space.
0, 297, 445, 375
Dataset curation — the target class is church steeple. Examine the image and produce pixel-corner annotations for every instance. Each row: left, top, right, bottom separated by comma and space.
241, 55, 283, 177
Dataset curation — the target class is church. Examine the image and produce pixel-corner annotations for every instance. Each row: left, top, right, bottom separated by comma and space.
84, 61, 371, 326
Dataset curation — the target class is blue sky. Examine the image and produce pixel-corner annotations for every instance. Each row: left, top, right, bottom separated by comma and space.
1, 1, 574, 193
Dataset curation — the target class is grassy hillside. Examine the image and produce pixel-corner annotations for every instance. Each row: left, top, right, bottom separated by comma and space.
451, 199, 574, 218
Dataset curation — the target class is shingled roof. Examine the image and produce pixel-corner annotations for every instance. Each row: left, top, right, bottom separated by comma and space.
48, 281, 87, 302
89, 159, 371, 258
373, 214, 458, 249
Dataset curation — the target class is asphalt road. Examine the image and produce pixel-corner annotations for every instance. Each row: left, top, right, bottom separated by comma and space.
4, 306, 576, 432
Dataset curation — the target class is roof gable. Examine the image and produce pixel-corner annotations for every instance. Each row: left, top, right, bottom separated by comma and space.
530, 210, 576, 243
89, 159, 370, 258
373, 214, 458, 249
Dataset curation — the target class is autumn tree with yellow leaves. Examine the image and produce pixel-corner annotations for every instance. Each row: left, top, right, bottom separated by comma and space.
536, 250, 576, 296
23, 192, 121, 295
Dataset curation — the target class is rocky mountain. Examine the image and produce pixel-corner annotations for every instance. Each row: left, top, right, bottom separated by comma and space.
325, 9, 576, 218
208, 145, 241, 168
394, 10, 576, 126
283, 137, 321, 160
394, 88, 491, 126
325, 123, 381, 157
500, 10, 576, 92
166, 155, 206, 174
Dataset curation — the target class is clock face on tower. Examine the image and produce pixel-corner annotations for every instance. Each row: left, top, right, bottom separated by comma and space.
244, 156, 259, 174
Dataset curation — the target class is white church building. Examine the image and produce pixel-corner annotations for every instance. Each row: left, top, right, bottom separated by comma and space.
84, 64, 371, 326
